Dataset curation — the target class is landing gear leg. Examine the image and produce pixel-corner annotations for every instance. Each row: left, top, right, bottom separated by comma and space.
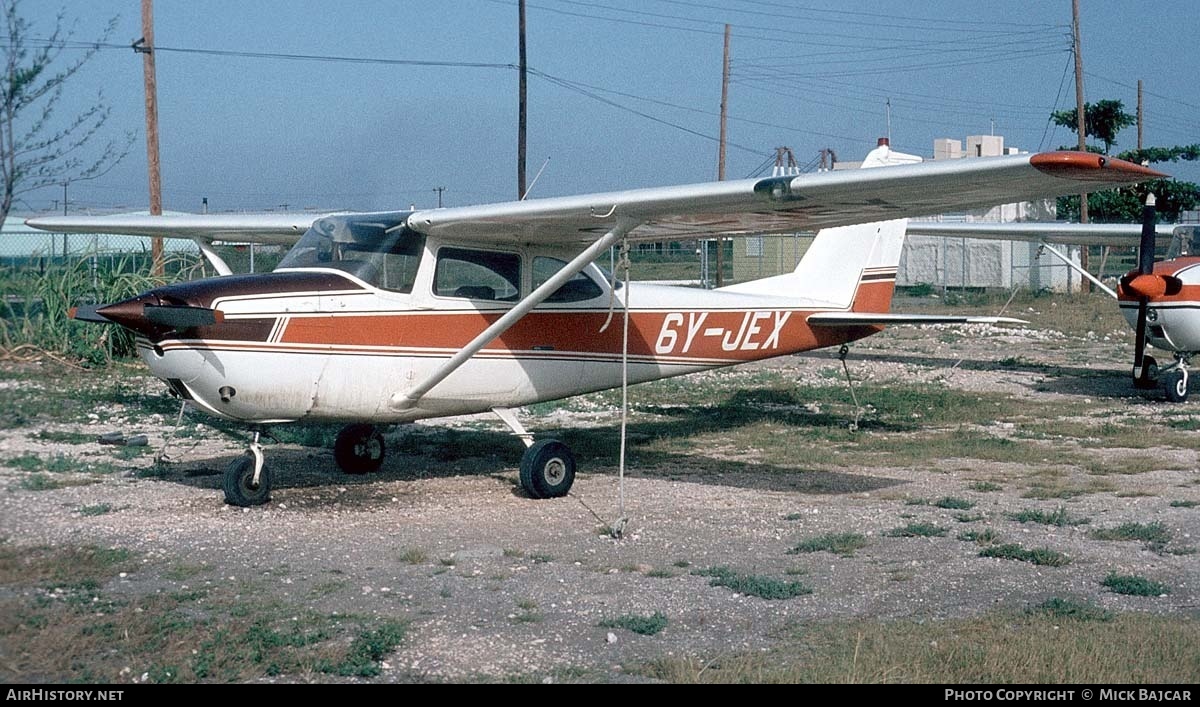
223, 430, 272, 506
1164, 354, 1192, 403
493, 407, 576, 499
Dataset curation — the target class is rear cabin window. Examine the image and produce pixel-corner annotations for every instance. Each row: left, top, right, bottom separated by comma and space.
533, 257, 604, 302
434, 247, 521, 302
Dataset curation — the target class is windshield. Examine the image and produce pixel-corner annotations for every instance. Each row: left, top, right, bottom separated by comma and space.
276, 213, 425, 292
1167, 226, 1200, 259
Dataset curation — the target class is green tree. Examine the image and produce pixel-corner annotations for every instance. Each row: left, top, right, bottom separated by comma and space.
1052, 98, 1199, 223
1056, 179, 1198, 223
1052, 99, 1136, 154
0, 0, 131, 227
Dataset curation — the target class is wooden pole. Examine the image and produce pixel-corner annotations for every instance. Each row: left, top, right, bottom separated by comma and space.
1137, 79, 1144, 150
517, 0, 527, 199
1071, 0, 1088, 292
141, 0, 164, 277
715, 24, 730, 287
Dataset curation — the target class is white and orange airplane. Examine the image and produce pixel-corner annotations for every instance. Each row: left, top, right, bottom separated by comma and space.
908, 197, 1197, 401
28, 141, 1162, 505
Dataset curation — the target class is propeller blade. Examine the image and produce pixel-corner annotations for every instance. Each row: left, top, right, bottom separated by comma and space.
1132, 193, 1158, 380
68, 305, 113, 324
1138, 193, 1157, 275
1133, 299, 1148, 374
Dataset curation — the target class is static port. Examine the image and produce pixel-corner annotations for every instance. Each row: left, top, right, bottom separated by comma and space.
219, 386, 236, 403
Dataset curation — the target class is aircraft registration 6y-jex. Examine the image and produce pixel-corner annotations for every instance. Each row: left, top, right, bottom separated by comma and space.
29, 141, 1164, 506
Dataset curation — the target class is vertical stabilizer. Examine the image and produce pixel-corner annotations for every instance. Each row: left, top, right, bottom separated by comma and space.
721, 139, 922, 312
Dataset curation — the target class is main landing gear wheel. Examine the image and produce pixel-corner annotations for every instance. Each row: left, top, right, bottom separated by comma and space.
223, 454, 271, 507
519, 439, 576, 499
334, 424, 386, 474
1164, 368, 1190, 403
1133, 355, 1158, 390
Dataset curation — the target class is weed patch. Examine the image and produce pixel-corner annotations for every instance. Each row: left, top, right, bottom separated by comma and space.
1007, 507, 1089, 527
979, 544, 1070, 567
1102, 573, 1169, 597
1029, 597, 1113, 622
1090, 522, 1171, 552
599, 612, 668, 636
957, 529, 999, 545
787, 533, 868, 557
885, 522, 946, 538
693, 566, 811, 600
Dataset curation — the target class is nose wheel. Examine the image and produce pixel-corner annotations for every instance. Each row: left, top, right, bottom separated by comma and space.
334, 424, 386, 474
1164, 357, 1191, 403
223, 431, 271, 506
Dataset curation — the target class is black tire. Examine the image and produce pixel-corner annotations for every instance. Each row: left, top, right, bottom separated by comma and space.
1164, 369, 1190, 403
334, 424, 386, 474
519, 439, 576, 499
1134, 355, 1158, 389
223, 454, 271, 506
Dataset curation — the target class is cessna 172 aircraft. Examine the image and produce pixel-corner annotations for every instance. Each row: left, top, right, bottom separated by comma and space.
28, 141, 1163, 505
908, 198, 1197, 401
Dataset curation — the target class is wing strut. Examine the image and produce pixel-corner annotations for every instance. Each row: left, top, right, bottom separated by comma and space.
389, 219, 640, 411
1033, 241, 1118, 299
192, 237, 233, 276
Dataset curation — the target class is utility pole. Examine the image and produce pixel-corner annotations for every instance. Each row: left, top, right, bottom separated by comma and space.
517, 0, 527, 199
137, 0, 164, 277
433, 186, 445, 208
1071, 0, 1089, 291
1137, 79, 1144, 150
715, 23, 730, 287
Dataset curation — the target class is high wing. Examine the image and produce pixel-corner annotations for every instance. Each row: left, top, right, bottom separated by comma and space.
25, 212, 326, 246
26, 211, 338, 276
404, 152, 1164, 245
26, 152, 1161, 250
905, 221, 1177, 247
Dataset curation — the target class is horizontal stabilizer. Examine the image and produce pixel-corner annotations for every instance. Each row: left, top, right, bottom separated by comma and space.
807, 312, 1026, 326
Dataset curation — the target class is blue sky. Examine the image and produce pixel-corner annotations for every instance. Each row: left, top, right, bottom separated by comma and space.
14, 1, 1200, 215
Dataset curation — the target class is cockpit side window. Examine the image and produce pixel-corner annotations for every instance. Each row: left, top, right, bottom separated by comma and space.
1168, 226, 1200, 259
533, 257, 604, 302
434, 247, 521, 302
276, 215, 424, 293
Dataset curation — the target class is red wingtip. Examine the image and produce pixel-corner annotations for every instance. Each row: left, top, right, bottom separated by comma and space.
68, 306, 78, 320
1030, 151, 1168, 180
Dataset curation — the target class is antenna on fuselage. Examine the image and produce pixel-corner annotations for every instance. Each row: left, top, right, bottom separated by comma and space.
521, 157, 550, 200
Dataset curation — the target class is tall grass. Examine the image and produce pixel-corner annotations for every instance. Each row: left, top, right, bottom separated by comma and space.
634, 612, 1199, 683
0, 254, 198, 365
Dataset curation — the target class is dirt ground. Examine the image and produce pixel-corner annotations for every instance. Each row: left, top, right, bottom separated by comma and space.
1, 301, 1198, 682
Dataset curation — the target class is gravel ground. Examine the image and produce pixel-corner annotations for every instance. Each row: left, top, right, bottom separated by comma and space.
1, 317, 1198, 682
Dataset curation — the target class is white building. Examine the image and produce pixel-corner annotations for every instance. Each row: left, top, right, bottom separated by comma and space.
899, 135, 1082, 292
